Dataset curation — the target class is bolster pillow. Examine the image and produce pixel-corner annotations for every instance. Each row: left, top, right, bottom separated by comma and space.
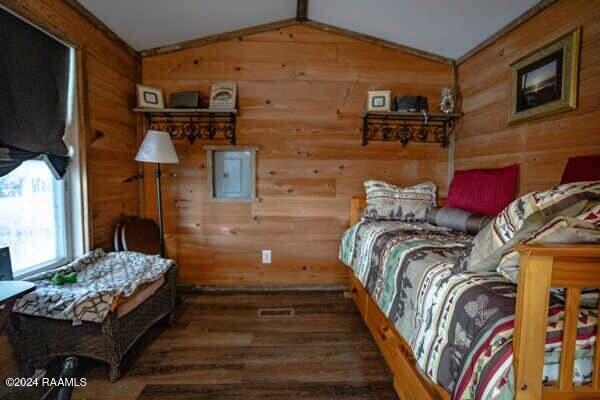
427, 207, 491, 235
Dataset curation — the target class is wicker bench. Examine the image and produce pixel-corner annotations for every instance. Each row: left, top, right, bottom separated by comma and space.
7, 265, 177, 382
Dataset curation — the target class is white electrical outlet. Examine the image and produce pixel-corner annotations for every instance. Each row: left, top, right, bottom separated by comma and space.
262, 250, 272, 264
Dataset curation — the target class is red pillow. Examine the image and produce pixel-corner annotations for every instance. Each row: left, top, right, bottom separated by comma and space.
560, 155, 600, 184
447, 164, 519, 216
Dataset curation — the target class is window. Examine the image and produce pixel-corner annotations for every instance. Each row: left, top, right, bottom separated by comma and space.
0, 159, 70, 275
206, 146, 257, 201
0, 43, 82, 277
0, 9, 84, 277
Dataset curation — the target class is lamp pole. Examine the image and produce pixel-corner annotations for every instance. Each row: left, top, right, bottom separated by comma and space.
156, 163, 164, 257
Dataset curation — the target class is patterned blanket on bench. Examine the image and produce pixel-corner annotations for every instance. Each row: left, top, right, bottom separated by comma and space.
13, 249, 174, 325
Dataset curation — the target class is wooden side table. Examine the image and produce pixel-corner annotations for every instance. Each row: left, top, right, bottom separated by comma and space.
0, 281, 35, 333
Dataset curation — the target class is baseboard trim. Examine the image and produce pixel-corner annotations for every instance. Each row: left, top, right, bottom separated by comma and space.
177, 284, 347, 293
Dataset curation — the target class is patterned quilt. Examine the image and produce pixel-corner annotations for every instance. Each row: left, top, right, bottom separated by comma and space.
339, 220, 597, 399
13, 249, 174, 325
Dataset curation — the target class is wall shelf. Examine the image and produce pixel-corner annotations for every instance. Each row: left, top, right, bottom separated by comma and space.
134, 108, 237, 145
362, 111, 461, 147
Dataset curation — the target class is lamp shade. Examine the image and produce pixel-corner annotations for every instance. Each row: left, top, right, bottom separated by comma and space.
135, 130, 179, 164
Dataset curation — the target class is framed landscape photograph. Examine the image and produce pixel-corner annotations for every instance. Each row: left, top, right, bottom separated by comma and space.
508, 28, 581, 124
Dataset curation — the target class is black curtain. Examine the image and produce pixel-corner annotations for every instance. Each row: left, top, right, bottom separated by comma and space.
0, 8, 70, 178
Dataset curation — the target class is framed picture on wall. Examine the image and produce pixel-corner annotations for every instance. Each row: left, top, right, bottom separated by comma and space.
508, 28, 581, 124
136, 84, 165, 109
209, 82, 237, 110
367, 90, 392, 112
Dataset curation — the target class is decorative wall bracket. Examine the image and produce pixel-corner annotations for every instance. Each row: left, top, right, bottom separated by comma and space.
134, 108, 237, 145
362, 111, 461, 147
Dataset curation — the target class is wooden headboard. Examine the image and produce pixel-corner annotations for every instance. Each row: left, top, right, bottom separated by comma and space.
350, 196, 447, 226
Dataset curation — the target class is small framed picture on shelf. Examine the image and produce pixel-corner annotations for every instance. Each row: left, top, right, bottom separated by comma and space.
136, 84, 165, 109
210, 81, 237, 110
367, 90, 392, 112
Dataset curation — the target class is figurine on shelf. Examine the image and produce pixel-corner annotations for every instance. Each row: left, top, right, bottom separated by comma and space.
439, 88, 455, 114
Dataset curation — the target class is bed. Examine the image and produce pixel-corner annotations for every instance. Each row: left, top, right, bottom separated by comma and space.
341, 194, 600, 400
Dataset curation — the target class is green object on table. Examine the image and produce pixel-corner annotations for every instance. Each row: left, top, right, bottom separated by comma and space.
51, 272, 77, 285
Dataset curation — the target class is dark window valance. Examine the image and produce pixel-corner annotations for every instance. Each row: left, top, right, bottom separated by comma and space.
0, 8, 70, 178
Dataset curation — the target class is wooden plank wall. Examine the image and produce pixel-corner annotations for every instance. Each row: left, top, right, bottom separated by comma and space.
141, 24, 453, 287
0, 0, 140, 250
0, 0, 140, 386
456, 0, 600, 195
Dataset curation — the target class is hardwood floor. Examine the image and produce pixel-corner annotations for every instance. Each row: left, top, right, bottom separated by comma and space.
73, 291, 397, 400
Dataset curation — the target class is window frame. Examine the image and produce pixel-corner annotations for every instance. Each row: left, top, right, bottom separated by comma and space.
205, 146, 257, 203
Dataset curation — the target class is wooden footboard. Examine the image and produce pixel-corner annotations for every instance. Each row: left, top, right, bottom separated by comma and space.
348, 272, 450, 400
514, 244, 600, 400
348, 195, 600, 400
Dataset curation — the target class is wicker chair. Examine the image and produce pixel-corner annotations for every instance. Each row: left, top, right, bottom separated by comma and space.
7, 265, 177, 382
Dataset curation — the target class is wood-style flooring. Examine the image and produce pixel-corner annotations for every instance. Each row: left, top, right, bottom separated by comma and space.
72, 291, 397, 400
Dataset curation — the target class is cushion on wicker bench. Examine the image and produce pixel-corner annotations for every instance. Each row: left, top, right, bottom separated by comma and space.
13, 249, 174, 325
113, 275, 165, 319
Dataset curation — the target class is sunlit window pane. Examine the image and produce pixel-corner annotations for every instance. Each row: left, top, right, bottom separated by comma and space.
0, 160, 67, 274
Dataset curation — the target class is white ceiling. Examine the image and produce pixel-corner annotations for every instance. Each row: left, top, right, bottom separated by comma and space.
79, 0, 540, 59
309, 0, 540, 59
78, 0, 297, 51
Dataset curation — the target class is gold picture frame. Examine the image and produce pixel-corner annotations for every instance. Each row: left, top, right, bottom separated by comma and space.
508, 27, 581, 124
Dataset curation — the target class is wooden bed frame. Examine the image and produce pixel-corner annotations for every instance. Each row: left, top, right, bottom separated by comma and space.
349, 196, 600, 400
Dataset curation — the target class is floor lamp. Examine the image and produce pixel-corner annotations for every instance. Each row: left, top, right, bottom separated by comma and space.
135, 130, 179, 257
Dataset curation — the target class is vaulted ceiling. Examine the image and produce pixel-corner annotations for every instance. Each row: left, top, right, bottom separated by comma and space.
78, 0, 541, 60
